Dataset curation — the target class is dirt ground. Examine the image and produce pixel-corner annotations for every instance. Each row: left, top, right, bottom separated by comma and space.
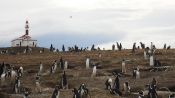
0, 48, 175, 98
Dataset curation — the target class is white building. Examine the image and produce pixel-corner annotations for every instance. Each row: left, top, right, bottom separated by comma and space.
11, 21, 37, 47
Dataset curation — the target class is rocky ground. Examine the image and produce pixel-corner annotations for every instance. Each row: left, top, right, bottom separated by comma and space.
0, 48, 175, 98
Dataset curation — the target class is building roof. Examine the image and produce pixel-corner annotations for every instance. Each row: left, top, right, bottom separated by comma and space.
19, 34, 31, 39
11, 34, 37, 42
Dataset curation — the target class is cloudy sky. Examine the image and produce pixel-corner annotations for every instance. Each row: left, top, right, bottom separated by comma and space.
0, 0, 175, 49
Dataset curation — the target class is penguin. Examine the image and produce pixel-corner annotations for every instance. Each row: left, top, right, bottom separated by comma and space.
51, 85, 60, 98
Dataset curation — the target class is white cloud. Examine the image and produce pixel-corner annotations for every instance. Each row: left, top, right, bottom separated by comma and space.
0, 0, 175, 48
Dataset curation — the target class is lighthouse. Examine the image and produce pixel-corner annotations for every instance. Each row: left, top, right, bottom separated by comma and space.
25, 20, 29, 35
11, 21, 37, 47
